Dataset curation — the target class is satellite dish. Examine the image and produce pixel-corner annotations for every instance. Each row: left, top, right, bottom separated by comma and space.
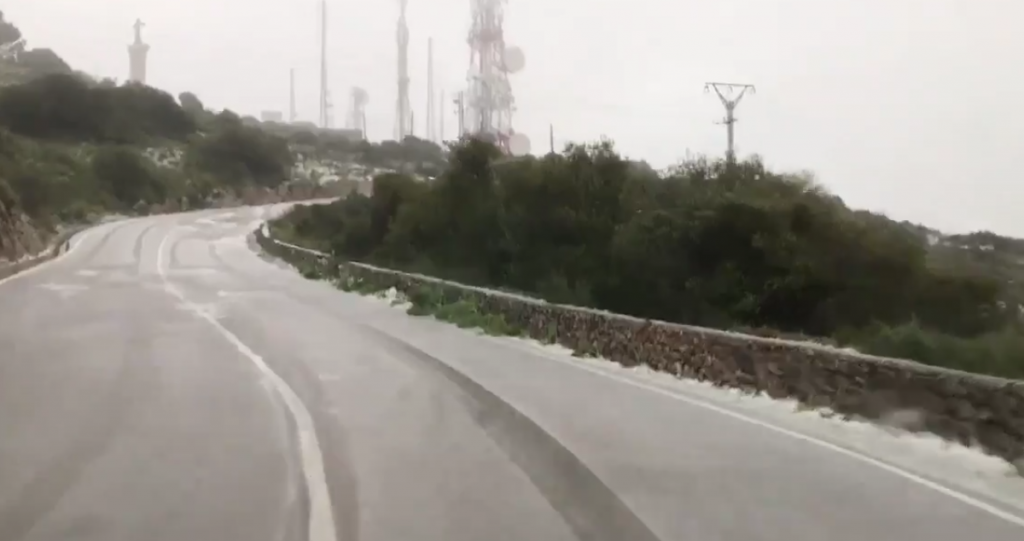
508, 133, 531, 156
504, 46, 525, 74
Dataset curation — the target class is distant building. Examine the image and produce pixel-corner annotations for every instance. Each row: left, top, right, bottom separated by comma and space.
260, 110, 284, 123
317, 127, 363, 142
273, 121, 363, 143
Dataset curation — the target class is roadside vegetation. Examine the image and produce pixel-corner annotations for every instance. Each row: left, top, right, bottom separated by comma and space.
272, 138, 1024, 379
328, 268, 527, 339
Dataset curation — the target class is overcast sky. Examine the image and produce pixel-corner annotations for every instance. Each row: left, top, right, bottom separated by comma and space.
8, 0, 1024, 235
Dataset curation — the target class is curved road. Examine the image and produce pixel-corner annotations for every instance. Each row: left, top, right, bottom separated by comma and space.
0, 205, 1022, 541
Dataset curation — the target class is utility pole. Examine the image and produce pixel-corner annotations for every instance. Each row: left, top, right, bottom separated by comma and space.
454, 92, 465, 138
319, 0, 331, 128
549, 124, 554, 154
289, 68, 297, 123
426, 37, 436, 143
704, 82, 755, 162
440, 89, 445, 141
394, 0, 412, 140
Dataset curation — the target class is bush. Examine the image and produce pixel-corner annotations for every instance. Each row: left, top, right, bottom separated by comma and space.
0, 74, 196, 143
273, 136, 1024, 378
183, 111, 292, 188
91, 146, 166, 208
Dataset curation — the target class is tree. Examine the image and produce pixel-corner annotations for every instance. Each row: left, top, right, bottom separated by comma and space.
0, 74, 104, 140
178, 92, 204, 114
184, 115, 293, 188
0, 11, 21, 48
369, 172, 423, 247
270, 132, 1024, 378
91, 146, 165, 208
17, 48, 70, 73
6, 171, 55, 218
0, 74, 196, 143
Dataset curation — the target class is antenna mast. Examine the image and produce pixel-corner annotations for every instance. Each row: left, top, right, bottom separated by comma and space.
704, 82, 755, 162
454, 92, 465, 138
319, 0, 332, 128
464, 0, 527, 154
289, 68, 297, 123
426, 37, 436, 143
347, 88, 369, 140
394, 0, 412, 140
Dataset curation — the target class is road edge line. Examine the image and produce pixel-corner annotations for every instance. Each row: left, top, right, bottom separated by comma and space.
505, 337, 1024, 528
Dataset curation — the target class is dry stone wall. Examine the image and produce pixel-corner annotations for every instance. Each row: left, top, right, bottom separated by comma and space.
255, 227, 1024, 466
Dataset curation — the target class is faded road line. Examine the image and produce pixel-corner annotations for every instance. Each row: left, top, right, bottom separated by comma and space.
156, 227, 337, 541
501, 338, 1024, 530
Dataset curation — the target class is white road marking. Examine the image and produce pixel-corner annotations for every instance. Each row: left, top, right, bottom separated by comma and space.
156, 229, 337, 541
75, 269, 99, 277
0, 229, 93, 288
500, 337, 1024, 528
165, 268, 217, 277
38, 282, 88, 299
216, 290, 273, 298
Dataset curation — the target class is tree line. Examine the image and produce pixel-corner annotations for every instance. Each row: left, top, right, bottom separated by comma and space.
0, 71, 298, 226
275, 138, 1024, 378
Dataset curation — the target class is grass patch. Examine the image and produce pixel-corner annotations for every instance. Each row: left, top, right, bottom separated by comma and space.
280, 253, 525, 338
394, 283, 522, 336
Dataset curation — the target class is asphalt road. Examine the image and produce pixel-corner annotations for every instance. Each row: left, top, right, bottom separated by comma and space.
1, 205, 1022, 541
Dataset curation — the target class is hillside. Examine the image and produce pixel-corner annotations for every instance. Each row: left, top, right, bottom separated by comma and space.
272, 138, 1024, 379
0, 11, 72, 87
0, 11, 449, 262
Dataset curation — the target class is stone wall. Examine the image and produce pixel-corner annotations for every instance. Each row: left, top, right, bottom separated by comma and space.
255, 227, 1024, 466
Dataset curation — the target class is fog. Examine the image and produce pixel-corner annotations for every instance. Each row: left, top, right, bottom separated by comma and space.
9, 0, 1024, 235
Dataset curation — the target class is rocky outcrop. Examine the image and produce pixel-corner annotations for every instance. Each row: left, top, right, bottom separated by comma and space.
0, 219, 78, 281
0, 198, 45, 263
256, 228, 1024, 466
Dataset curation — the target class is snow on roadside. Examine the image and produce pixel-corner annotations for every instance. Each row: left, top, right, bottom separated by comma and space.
499, 337, 1024, 515
361, 286, 411, 310
336, 280, 1024, 515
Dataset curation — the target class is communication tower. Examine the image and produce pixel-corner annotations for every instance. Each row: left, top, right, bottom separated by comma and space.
289, 68, 297, 123
347, 87, 369, 139
394, 0, 412, 140
426, 37, 436, 143
319, 0, 333, 128
464, 0, 529, 155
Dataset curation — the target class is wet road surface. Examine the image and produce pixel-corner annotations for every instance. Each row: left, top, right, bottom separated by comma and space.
1, 205, 1022, 541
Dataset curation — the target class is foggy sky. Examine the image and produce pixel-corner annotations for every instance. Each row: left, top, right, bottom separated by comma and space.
8, 0, 1024, 236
